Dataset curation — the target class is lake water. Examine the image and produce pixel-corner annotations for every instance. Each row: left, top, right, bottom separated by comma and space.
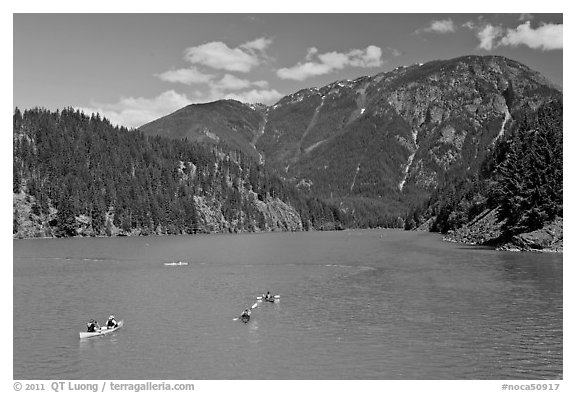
13, 230, 562, 380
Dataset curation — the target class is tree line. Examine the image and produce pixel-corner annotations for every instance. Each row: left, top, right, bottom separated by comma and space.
404, 99, 563, 239
13, 107, 348, 237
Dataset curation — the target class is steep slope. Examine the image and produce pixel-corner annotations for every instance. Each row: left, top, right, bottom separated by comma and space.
139, 100, 266, 161
138, 55, 561, 224
263, 56, 559, 194
417, 99, 563, 251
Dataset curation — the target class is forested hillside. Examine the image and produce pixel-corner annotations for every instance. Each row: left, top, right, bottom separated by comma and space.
405, 99, 563, 250
13, 108, 347, 238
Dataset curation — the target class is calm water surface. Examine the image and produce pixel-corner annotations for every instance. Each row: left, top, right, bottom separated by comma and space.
13, 230, 562, 379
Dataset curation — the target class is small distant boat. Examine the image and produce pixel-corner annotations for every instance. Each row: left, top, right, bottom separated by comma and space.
163, 261, 188, 266
257, 295, 281, 302
233, 302, 258, 323
79, 320, 124, 339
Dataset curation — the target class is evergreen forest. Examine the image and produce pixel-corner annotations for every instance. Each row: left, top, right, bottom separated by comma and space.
404, 99, 563, 241
13, 108, 348, 237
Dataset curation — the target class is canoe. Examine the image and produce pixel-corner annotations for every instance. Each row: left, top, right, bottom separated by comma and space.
79, 320, 124, 339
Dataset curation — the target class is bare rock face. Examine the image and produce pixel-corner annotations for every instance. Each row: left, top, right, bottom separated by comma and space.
194, 194, 303, 234
13, 192, 56, 238
254, 196, 303, 232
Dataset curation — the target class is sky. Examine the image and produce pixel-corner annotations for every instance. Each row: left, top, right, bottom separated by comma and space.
13, 12, 563, 129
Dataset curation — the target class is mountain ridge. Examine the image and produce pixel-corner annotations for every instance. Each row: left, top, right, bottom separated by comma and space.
139, 54, 561, 226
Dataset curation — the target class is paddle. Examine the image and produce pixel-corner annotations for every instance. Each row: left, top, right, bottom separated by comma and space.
257, 295, 281, 300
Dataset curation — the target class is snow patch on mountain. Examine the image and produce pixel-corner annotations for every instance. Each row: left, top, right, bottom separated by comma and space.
398, 151, 416, 191
492, 105, 511, 145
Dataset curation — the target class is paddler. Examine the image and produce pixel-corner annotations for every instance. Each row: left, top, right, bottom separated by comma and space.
86, 319, 100, 332
107, 315, 119, 328
265, 291, 272, 300
240, 309, 251, 319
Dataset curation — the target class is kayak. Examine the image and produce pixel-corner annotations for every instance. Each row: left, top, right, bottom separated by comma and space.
163, 261, 188, 266
233, 302, 258, 322
257, 295, 280, 302
79, 320, 124, 339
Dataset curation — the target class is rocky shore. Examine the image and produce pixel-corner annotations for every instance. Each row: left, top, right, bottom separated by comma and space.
496, 218, 563, 252
442, 208, 562, 252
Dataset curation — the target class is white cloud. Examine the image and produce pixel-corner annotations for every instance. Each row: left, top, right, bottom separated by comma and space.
214, 74, 253, 91
500, 22, 563, 50
477, 24, 504, 50
471, 21, 562, 51
253, 80, 269, 88
79, 90, 192, 129
305, 47, 318, 61
417, 19, 456, 34
183, 37, 272, 73
156, 62, 273, 95
184, 42, 257, 72
317, 51, 350, 69
277, 45, 383, 81
348, 45, 383, 67
205, 76, 279, 104
156, 67, 214, 85
277, 62, 332, 81
218, 76, 269, 91
223, 89, 284, 105
80, 35, 282, 127
240, 37, 273, 53
79, 87, 283, 129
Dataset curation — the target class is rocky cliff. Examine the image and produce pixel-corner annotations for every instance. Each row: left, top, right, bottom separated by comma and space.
13, 189, 304, 239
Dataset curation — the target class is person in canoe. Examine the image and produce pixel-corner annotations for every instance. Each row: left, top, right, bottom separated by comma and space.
86, 319, 100, 332
240, 309, 251, 322
107, 315, 119, 328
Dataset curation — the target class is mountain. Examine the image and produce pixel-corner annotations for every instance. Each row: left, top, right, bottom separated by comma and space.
139, 100, 267, 163
139, 55, 561, 226
13, 108, 347, 238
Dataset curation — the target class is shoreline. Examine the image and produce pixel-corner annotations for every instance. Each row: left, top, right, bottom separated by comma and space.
442, 236, 563, 253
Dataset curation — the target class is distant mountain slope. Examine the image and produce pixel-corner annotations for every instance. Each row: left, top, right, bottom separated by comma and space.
138, 55, 561, 225
139, 100, 267, 162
